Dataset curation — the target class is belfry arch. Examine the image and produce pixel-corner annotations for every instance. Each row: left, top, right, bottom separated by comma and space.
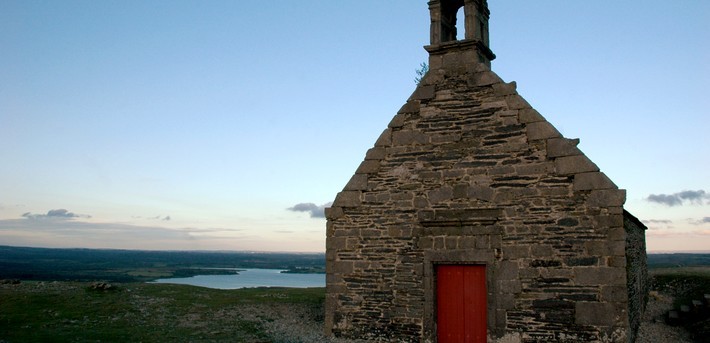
426, 0, 495, 67
429, 0, 490, 46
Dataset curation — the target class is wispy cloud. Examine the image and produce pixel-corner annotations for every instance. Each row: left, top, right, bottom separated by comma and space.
642, 219, 674, 230
689, 217, 710, 225
132, 215, 172, 221
646, 190, 710, 206
0, 203, 22, 210
21, 209, 90, 220
0, 217, 253, 250
287, 202, 332, 218
643, 219, 672, 224
647, 229, 710, 237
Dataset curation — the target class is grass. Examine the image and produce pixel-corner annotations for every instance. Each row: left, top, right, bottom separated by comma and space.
0, 281, 327, 343
650, 266, 710, 307
650, 266, 710, 342
5, 261, 708, 342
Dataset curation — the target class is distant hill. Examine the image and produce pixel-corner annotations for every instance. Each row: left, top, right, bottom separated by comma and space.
647, 253, 710, 269
0, 245, 325, 282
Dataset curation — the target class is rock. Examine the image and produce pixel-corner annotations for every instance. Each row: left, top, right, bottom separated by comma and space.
88, 282, 114, 290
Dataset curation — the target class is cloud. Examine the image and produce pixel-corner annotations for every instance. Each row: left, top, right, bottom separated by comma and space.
642, 219, 672, 224
0, 217, 256, 250
646, 190, 710, 206
287, 202, 332, 218
641, 219, 674, 230
21, 209, 90, 220
131, 215, 172, 221
690, 217, 710, 225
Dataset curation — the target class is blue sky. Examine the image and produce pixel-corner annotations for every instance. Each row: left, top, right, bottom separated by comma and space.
1, 1, 708, 252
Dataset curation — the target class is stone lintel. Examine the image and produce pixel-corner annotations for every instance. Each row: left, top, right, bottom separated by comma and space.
418, 208, 502, 225
416, 225, 498, 236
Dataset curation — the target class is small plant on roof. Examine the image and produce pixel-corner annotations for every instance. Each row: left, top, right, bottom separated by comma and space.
414, 62, 429, 85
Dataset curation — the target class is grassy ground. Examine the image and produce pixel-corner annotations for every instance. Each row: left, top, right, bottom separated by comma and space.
650, 267, 710, 307
4, 265, 709, 342
650, 266, 710, 342
0, 281, 329, 343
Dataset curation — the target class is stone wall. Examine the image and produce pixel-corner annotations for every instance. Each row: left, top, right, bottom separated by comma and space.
325, 47, 639, 342
624, 211, 649, 343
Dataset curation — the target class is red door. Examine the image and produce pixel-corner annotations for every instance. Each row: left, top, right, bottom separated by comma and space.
436, 265, 487, 343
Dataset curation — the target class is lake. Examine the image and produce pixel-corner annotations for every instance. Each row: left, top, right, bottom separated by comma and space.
151, 268, 325, 289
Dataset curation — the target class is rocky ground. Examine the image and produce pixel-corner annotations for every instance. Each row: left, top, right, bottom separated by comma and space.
636, 291, 693, 343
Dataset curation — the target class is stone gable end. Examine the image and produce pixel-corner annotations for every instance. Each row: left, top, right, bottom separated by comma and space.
325, 1, 646, 342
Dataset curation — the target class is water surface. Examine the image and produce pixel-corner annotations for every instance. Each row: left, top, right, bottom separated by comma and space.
151, 268, 325, 289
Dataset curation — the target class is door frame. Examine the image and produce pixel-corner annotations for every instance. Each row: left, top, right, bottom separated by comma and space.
422, 248, 501, 342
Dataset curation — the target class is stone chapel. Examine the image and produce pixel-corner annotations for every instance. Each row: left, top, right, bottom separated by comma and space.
325, 1, 648, 342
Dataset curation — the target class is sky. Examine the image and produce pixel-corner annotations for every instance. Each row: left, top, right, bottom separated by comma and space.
1, 1, 708, 253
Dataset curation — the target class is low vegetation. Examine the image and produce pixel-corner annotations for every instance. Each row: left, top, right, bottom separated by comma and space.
649, 254, 710, 342
3, 248, 710, 342
0, 281, 329, 342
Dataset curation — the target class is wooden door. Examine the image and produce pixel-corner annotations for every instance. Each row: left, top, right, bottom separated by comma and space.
436, 265, 487, 343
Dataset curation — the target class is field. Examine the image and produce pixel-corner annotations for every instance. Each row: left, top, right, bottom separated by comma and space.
0, 282, 331, 343
0, 245, 332, 342
2, 248, 710, 342
647, 254, 710, 342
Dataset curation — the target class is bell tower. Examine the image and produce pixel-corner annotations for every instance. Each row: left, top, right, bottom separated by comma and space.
425, 0, 495, 67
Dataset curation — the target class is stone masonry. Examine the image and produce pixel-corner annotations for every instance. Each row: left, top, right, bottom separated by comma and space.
325, 1, 647, 342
